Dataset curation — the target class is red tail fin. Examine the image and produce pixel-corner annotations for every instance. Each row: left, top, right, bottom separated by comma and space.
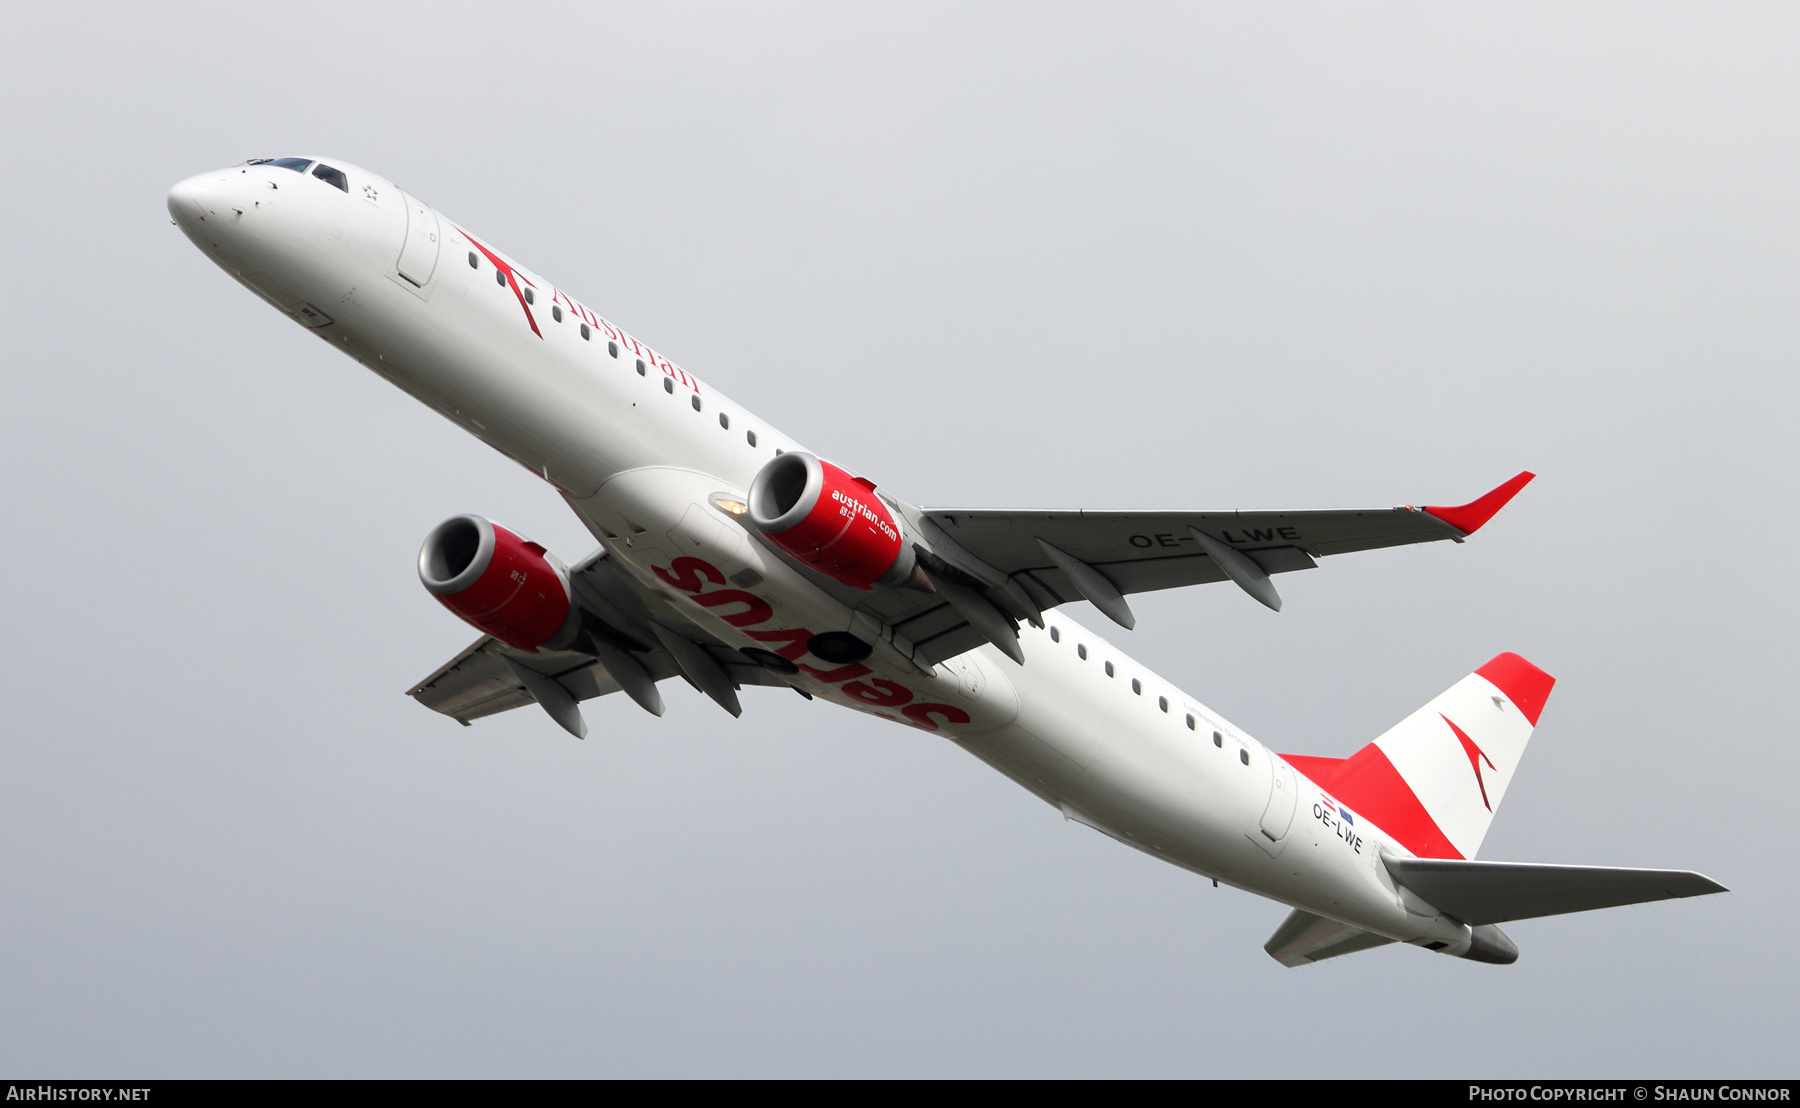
1284, 653, 1554, 860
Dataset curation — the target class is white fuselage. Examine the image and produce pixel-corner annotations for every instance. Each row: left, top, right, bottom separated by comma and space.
169, 158, 1478, 955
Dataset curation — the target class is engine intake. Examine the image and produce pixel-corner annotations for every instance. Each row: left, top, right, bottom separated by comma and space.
419, 514, 574, 651
747, 452, 913, 590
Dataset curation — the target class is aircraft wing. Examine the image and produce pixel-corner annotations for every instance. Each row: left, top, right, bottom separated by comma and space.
923, 470, 1534, 606
408, 632, 796, 726
410, 636, 633, 724
412, 474, 1537, 717
849, 472, 1535, 666
408, 548, 797, 733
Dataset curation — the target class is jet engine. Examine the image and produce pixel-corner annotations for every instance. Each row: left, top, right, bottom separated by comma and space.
746, 451, 916, 590
418, 514, 576, 651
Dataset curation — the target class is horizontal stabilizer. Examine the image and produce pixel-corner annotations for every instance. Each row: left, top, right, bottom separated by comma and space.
1383, 857, 1727, 925
1265, 908, 1396, 967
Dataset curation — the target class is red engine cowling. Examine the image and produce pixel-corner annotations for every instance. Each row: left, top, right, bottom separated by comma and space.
746, 452, 914, 590
418, 514, 574, 651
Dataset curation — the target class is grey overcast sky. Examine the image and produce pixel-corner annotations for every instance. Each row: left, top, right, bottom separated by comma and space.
1, 1, 1794, 1078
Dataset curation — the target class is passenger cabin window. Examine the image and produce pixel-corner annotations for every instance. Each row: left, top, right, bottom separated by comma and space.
691, 394, 701, 411
1239, 748, 1250, 766
580, 323, 591, 340
663, 377, 675, 394
1131, 678, 1141, 695
1077, 644, 1087, 660
1104, 661, 1114, 677
496, 270, 507, 286
1049, 627, 1060, 642
468, 252, 479, 269
609, 342, 619, 357
311, 163, 349, 192
1213, 731, 1223, 748
523, 287, 535, 305
746, 430, 757, 447
264, 157, 312, 173
1159, 696, 1168, 712
1186, 714, 1196, 730
552, 305, 563, 323
636, 359, 646, 375
718, 413, 730, 429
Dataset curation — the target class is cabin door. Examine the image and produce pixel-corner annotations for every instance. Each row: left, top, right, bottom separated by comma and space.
397, 191, 441, 287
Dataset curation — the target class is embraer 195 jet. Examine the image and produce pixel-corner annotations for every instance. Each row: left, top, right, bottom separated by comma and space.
169, 156, 1724, 967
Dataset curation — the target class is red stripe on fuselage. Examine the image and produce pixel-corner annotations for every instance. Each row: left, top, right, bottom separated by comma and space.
1280, 749, 1463, 859
458, 228, 541, 338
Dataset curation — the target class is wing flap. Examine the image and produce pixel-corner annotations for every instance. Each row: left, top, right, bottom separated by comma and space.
408, 636, 627, 725
409, 601, 801, 729
448, 687, 537, 723
925, 505, 1453, 597
910, 621, 996, 668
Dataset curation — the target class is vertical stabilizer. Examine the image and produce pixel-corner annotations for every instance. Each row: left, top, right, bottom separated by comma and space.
1285, 653, 1554, 859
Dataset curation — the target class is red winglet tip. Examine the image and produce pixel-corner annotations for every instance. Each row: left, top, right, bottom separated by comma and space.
1424, 470, 1535, 535
1474, 652, 1556, 726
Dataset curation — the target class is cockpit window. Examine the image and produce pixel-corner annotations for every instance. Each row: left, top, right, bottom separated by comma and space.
263, 157, 313, 173
311, 163, 349, 192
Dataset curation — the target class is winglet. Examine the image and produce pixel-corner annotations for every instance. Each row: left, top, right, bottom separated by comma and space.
1424, 471, 1535, 536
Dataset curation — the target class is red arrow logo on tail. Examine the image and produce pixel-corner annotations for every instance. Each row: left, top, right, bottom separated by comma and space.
1441, 713, 1497, 811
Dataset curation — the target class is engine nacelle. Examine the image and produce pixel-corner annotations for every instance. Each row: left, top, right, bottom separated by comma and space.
418, 514, 575, 652
746, 451, 915, 590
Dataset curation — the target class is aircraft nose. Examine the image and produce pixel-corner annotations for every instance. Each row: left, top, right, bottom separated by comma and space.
167, 173, 215, 231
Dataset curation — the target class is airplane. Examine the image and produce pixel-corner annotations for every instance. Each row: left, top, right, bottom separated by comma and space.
167, 155, 1724, 967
